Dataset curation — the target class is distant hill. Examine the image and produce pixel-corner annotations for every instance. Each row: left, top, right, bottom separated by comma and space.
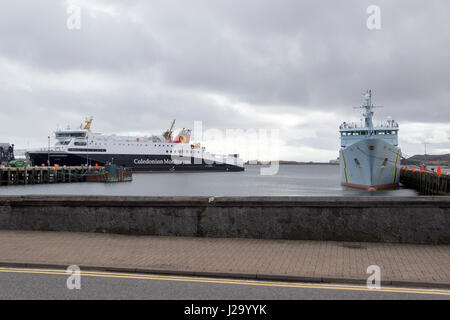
409, 154, 450, 161
402, 154, 450, 166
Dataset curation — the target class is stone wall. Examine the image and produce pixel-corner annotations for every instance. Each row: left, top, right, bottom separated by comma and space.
0, 196, 449, 244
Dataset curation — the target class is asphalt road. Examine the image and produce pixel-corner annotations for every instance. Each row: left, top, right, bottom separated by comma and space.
0, 267, 449, 300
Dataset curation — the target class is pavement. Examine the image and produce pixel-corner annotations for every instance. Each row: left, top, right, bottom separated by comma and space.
0, 230, 449, 289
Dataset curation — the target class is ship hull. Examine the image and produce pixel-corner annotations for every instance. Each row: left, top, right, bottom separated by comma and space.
27, 152, 244, 172
340, 138, 401, 190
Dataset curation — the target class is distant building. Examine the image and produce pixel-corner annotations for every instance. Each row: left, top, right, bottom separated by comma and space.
329, 157, 339, 164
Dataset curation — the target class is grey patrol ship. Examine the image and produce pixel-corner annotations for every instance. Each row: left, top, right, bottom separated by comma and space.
339, 90, 401, 190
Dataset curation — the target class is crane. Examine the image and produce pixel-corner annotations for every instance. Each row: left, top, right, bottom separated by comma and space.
163, 119, 176, 141
81, 116, 93, 131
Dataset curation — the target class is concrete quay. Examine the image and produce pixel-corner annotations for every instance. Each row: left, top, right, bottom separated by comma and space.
0, 195, 449, 244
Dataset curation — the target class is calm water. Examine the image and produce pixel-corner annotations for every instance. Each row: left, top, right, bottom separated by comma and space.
0, 165, 418, 196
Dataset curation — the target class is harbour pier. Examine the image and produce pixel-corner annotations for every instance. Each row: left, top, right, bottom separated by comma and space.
0, 165, 132, 186
400, 167, 450, 195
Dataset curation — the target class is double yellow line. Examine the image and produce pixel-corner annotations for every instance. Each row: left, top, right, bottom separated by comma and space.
0, 267, 449, 296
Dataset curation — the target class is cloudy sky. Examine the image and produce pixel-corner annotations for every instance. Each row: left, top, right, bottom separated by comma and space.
0, 0, 449, 161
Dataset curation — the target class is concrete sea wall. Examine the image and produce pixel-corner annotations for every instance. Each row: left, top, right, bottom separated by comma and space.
0, 196, 449, 244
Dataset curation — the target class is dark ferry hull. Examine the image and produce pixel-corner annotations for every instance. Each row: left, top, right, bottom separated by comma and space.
27, 152, 244, 172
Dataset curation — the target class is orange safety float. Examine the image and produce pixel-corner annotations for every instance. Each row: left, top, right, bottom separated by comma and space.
420, 167, 424, 173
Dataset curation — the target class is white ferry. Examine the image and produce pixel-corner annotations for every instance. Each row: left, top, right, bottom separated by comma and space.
26, 118, 244, 172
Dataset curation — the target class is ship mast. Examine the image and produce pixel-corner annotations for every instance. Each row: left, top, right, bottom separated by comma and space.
362, 90, 375, 136
356, 89, 384, 136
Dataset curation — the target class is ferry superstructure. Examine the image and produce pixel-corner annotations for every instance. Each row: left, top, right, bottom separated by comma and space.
339, 90, 401, 190
26, 118, 244, 172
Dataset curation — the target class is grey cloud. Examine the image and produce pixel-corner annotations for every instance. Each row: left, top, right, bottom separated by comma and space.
0, 0, 449, 158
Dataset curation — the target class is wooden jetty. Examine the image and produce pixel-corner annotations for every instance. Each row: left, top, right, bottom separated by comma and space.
0, 165, 132, 186
85, 166, 132, 183
400, 167, 449, 195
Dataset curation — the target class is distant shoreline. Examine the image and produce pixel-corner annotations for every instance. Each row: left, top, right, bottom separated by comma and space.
245, 161, 339, 165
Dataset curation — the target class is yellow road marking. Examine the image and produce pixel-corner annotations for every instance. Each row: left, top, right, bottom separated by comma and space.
0, 267, 449, 296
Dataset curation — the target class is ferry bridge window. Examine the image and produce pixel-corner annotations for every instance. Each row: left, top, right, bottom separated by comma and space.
74, 142, 87, 146
56, 132, 86, 138
68, 148, 107, 152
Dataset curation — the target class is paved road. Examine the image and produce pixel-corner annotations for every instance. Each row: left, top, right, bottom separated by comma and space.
0, 268, 449, 300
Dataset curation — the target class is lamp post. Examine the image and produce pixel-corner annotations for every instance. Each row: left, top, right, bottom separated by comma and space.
47, 135, 50, 166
